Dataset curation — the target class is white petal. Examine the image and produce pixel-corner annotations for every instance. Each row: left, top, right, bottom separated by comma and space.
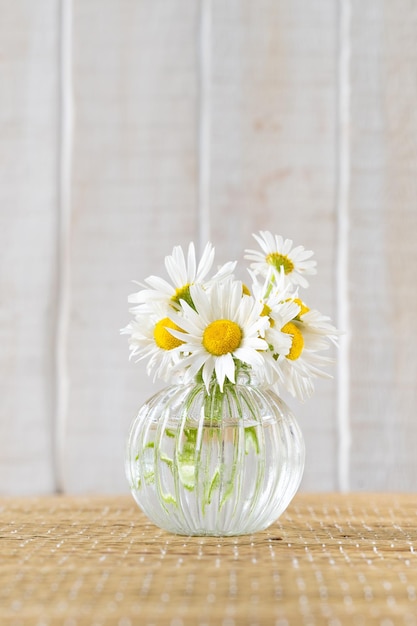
196, 242, 214, 281
187, 242, 197, 282
211, 260, 236, 282
202, 359, 215, 391
165, 245, 187, 285
184, 353, 207, 378
233, 347, 264, 368
214, 354, 234, 390
143, 275, 173, 295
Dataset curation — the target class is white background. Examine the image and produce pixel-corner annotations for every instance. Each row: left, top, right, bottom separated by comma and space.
1, 0, 416, 494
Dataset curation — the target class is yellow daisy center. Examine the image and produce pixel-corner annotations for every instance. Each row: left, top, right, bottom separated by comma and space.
285, 297, 310, 319
203, 319, 242, 356
281, 322, 304, 360
171, 283, 194, 309
242, 284, 251, 296
261, 303, 271, 317
293, 298, 310, 317
266, 252, 294, 275
154, 318, 185, 350
261, 303, 275, 327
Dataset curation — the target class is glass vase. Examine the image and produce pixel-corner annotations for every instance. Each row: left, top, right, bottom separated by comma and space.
125, 372, 305, 536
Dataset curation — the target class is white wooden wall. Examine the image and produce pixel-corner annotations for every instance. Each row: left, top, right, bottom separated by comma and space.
1, 0, 416, 495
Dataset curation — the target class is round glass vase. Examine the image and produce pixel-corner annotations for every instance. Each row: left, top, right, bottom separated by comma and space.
125, 372, 305, 536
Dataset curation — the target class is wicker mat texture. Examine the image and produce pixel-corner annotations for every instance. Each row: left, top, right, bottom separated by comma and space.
1, 493, 417, 626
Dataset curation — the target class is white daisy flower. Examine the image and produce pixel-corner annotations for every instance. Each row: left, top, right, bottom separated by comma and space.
298, 307, 339, 347
245, 230, 317, 288
121, 304, 186, 383
122, 233, 338, 401
267, 309, 336, 400
246, 269, 300, 369
168, 279, 269, 392
273, 346, 334, 400
128, 242, 236, 313
246, 266, 291, 302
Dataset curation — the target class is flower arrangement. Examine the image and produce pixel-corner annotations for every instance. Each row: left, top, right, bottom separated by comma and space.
124, 231, 337, 534
123, 231, 337, 401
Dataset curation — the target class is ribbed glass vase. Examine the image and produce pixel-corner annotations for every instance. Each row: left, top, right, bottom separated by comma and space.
125, 371, 305, 536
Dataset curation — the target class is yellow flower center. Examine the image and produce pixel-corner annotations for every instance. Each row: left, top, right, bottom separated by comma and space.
293, 297, 310, 317
154, 318, 185, 350
281, 322, 304, 360
202, 319, 242, 356
171, 283, 194, 309
266, 252, 294, 275
261, 303, 275, 327
242, 284, 251, 296
261, 303, 271, 317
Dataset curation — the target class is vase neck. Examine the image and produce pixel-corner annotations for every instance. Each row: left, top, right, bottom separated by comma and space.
235, 368, 258, 386
191, 367, 262, 391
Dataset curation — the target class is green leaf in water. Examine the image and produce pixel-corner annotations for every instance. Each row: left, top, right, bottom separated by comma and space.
144, 471, 155, 486
161, 493, 177, 506
245, 426, 260, 454
160, 454, 173, 470
207, 469, 220, 504
177, 427, 199, 490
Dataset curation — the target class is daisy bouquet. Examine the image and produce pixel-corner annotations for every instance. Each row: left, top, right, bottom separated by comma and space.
124, 232, 337, 532
123, 231, 337, 401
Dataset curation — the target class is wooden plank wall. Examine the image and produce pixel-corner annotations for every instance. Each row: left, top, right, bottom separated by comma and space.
0, 2, 59, 494
0, 0, 416, 494
349, 0, 417, 490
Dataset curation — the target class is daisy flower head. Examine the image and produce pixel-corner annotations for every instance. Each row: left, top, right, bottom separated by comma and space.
168, 279, 269, 392
122, 232, 338, 402
128, 241, 236, 314
121, 304, 186, 383
246, 269, 299, 359
271, 339, 334, 400
245, 230, 317, 288
297, 307, 339, 347
265, 303, 337, 400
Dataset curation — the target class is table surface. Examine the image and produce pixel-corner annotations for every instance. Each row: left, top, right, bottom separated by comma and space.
1, 493, 417, 626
